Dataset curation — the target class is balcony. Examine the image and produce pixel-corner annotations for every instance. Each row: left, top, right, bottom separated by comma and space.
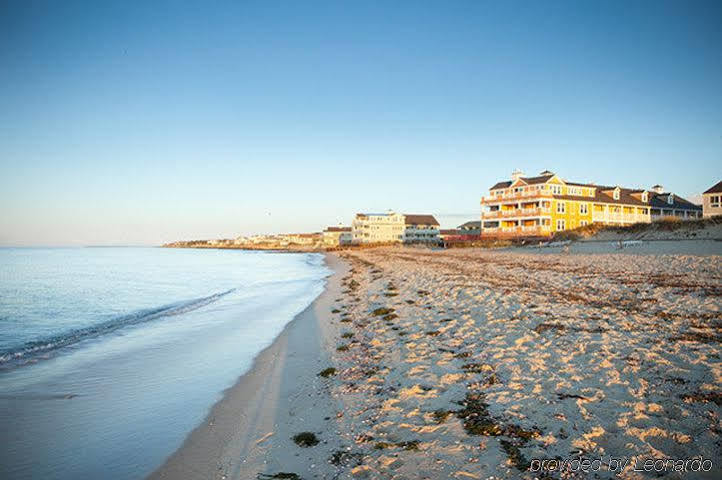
482, 207, 551, 219
481, 190, 553, 204
591, 212, 651, 224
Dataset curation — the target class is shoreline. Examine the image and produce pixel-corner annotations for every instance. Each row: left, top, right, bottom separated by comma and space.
148, 253, 348, 480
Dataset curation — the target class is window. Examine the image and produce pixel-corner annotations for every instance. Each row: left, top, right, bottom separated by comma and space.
579, 203, 588, 214
551, 185, 562, 195
667, 194, 674, 205
641, 192, 648, 202
712, 195, 720, 207
580, 220, 588, 227
556, 201, 566, 213
556, 219, 566, 231
613, 189, 620, 200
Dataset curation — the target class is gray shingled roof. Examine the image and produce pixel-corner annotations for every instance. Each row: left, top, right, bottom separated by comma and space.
458, 220, 481, 229
648, 193, 702, 211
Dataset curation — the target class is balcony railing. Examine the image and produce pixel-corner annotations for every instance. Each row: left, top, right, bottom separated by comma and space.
482, 190, 553, 204
591, 212, 650, 224
483, 207, 551, 219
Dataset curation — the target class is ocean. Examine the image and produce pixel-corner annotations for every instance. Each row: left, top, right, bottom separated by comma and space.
0, 247, 330, 480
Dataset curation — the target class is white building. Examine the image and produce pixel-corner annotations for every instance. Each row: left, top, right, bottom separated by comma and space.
322, 226, 353, 246
352, 211, 440, 245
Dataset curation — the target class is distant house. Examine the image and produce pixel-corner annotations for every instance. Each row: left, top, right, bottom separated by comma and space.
457, 220, 481, 236
647, 185, 702, 220
322, 226, 353, 246
284, 233, 322, 246
703, 181, 722, 218
402, 214, 441, 244
352, 211, 440, 244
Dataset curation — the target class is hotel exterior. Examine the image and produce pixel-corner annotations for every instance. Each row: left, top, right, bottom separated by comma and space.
480, 170, 700, 238
352, 212, 440, 244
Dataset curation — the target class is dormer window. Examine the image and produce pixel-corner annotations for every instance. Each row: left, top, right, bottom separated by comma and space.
667, 194, 674, 205
613, 188, 620, 200
641, 192, 648, 202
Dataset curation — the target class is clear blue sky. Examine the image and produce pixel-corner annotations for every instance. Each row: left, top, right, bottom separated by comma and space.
1, 0, 720, 246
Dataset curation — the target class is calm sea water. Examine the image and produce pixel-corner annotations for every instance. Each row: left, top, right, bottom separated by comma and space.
0, 247, 329, 480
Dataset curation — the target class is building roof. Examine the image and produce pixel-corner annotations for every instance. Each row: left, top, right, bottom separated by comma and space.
486, 171, 700, 209
489, 180, 512, 190
649, 193, 702, 211
458, 220, 481, 229
404, 214, 440, 226
439, 229, 460, 235
324, 226, 351, 232
704, 181, 722, 194
522, 174, 555, 185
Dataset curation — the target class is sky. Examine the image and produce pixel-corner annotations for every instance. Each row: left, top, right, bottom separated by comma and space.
1, 0, 720, 246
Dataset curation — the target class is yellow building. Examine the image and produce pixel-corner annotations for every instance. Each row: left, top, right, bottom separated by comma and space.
480, 170, 653, 237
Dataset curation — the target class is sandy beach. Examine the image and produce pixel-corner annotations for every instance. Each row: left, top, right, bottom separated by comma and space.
151, 246, 720, 479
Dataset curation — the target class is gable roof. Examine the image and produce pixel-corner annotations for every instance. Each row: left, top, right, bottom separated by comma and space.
324, 226, 351, 232
649, 193, 702, 211
704, 181, 722, 194
458, 220, 481, 229
489, 174, 554, 190
404, 214, 439, 226
489, 180, 512, 190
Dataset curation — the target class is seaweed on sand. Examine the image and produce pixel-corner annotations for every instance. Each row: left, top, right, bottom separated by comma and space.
258, 473, 302, 480
292, 432, 319, 447
318, 367, 337, 378
455, 393, 503, 436
329, 450, 364, 467
372, 307, 394, 316
432, 409, 452, 423
500, 440, 532, 471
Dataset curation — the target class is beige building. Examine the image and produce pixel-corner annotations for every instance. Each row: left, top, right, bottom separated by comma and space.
322, 226, 353, 246
703, 181, 722, 218
352, 212, 440, 244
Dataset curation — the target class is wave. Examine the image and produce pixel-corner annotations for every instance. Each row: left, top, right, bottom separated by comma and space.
0, 288, 235, 367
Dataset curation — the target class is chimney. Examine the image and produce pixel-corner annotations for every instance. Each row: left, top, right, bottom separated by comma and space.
651, 184, 664, 194
511, 169, 524, 182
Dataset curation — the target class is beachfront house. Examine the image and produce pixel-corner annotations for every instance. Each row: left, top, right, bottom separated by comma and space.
703, 181, 722, 218
457, 220, 481, 236
402, 214, 441, 244
352, 211, 440, 245
322, 226, 353, 246
647, 185, 702, 221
